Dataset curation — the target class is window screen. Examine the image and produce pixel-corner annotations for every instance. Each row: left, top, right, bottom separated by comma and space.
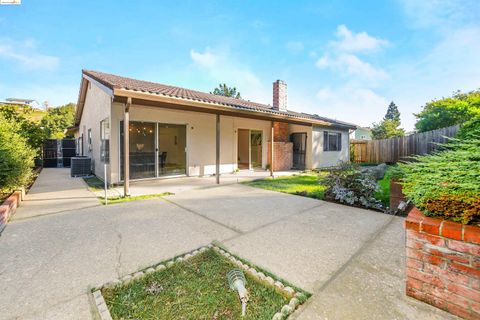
323, 131, 342, 151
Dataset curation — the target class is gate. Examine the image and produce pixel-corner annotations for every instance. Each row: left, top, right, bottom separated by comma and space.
43, 139, 76, 168
290, 133, 307, 170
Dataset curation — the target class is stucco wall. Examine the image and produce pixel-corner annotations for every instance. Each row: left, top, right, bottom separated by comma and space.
312, 126, 350, 168
74, 82, 111, 179
110, 103, 273, 183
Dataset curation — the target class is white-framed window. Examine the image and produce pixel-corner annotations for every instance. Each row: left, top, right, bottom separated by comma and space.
100, 118, 110, 163
323, 131, 342, 151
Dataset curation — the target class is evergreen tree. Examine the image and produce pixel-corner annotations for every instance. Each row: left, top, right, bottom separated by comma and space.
211, 84, 242, 99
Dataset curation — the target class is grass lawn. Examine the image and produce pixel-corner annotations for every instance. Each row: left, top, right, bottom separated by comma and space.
244, 173, 327, 200
374, 166, 397, 207
102, 249, 290, 320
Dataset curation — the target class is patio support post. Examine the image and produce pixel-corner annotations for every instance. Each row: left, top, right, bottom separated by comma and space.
270, 121, 274, 177
123, 97, 131, 197
216, 114, 220, 184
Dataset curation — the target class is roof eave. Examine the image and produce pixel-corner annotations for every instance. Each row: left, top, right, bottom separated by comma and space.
113, 88, 339, 127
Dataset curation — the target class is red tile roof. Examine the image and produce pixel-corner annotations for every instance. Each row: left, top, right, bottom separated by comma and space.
82, 70, 356, 128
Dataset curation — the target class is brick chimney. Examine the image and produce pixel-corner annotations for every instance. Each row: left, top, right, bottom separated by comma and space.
273, 80, 287, 111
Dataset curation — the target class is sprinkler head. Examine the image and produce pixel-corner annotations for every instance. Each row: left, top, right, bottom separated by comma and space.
227, 269, 249, 316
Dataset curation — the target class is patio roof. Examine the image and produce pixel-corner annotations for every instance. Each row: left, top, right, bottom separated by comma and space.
75, 69, 356, 129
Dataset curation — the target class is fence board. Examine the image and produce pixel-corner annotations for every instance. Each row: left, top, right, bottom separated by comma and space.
351, 124, 460, 163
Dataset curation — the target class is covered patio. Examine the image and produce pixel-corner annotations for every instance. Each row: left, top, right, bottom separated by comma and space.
106, 169, 302, 197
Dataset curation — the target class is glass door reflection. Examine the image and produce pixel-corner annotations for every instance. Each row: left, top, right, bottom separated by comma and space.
158, 124, 186, 176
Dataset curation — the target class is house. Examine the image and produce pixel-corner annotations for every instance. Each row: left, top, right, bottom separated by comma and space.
72, 70, 355, 194
1, 98, 41, 109
350, 127, 372, 140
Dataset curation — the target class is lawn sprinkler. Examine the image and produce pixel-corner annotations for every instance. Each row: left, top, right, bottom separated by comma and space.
227, 269, 249, 316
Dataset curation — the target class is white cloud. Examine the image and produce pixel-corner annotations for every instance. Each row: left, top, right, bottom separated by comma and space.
286, 41, 304, 53
190, 47, 269, 104
314, 86, 389, 127
315, 53, 388, 82
190, 48, 217, 67
333, 25, 388, 53
0, 38, 59, 71
399, 0, 479, 29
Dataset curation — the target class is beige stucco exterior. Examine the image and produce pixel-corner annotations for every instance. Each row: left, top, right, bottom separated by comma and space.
76, 81, 351, 184
312, 126, 350, 168
75, 81, 112, 180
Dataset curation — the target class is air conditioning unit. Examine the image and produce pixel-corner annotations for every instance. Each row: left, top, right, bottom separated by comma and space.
70, 157, 92, 177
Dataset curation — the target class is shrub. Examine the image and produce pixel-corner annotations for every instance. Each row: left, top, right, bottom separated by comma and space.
400, 137, 480, 224
324, 162, 383, 210
0, 115, 36, 194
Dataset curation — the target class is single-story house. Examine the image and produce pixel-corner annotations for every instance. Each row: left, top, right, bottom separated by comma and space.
72, 70, 355, 194
350, 126, 372, 140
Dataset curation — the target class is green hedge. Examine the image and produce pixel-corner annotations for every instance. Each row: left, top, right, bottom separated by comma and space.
400, 135, 480, 224
0, 115, 36, 194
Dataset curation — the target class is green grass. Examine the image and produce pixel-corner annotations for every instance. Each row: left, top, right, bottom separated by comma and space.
244, 173, 327, 200
101, 193, 172, 205
102, 249, 290, 320
83, 176, 106, 192
374, 166, 396, 207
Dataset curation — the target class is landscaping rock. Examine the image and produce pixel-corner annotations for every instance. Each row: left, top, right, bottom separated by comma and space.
257, 272, 266, 280
121, 275, 132, 284
166, 261, 174, 267
265, 276, 275, 285
361, 163, 388, 180
281, 304, 293, 315
145, 267, 155, 274
289, 297, 299, 308
274, 281, 285, 289
272, 312, 283, 320
284, 286, 295, 295
155, 264, 166, 271
133, 272, 144, 279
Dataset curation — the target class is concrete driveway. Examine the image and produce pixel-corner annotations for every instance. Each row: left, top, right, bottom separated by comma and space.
0, 169, 457, 319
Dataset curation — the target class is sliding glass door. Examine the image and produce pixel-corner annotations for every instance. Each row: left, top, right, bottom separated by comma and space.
121, 121, 186, 180
158, 124, 186, 176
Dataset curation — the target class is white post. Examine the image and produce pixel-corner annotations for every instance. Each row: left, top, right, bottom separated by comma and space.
104, 163, 108, 205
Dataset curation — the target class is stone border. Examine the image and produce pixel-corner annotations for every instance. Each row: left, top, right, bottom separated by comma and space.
0, 188, 24, 234
91, 244, 308, 320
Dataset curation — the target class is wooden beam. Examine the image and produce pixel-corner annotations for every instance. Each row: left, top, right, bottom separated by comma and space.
216, 114, 220, 184
270, 121, 274, 177
123, 97, 131, 197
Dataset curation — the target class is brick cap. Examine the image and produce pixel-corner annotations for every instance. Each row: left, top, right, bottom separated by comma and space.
405, 207, 480, 245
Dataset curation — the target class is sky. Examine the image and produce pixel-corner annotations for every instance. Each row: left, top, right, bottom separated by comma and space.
0, 0, 479, 131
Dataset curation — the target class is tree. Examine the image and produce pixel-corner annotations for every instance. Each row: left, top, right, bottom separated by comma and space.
384, 101, 400, 122
371, 101, 405, 139
414, 89, 480, 132
211, 84, 242, 99
40, 103, 76, 139
0, 104, 46, 156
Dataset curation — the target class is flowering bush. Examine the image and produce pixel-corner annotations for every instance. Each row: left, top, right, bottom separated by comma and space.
324, 162, 383, 210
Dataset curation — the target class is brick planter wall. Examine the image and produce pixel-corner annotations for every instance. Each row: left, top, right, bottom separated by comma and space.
0, 190, 23, 233
405, 207, 480, 319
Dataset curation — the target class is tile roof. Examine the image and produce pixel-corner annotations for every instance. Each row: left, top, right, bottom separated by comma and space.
82, 69, 356, 128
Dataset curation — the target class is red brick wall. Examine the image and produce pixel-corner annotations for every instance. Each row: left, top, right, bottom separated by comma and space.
405, 207, 480, 319
268, 142, 293, 171
274, 122, 289, 142
0, 190, 22, 233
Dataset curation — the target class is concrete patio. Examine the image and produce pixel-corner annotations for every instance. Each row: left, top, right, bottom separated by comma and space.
0, 169, 458, 319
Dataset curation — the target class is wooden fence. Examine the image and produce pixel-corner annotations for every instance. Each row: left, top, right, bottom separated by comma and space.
350, 124, 460, 164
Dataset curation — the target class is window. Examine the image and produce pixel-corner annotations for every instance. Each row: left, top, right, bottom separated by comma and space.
323, 131, 342, 151
87, 129, 92, 152
100, 118, 110, 163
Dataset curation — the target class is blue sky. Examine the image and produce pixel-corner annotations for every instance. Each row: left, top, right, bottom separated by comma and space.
1, 0, 479, 130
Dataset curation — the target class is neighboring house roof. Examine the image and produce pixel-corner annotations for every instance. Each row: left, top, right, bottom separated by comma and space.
77, 69, 356, 129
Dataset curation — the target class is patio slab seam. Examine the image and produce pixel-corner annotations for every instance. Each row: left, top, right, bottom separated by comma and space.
162, 197, 244, 235
289, 213, 398, 319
